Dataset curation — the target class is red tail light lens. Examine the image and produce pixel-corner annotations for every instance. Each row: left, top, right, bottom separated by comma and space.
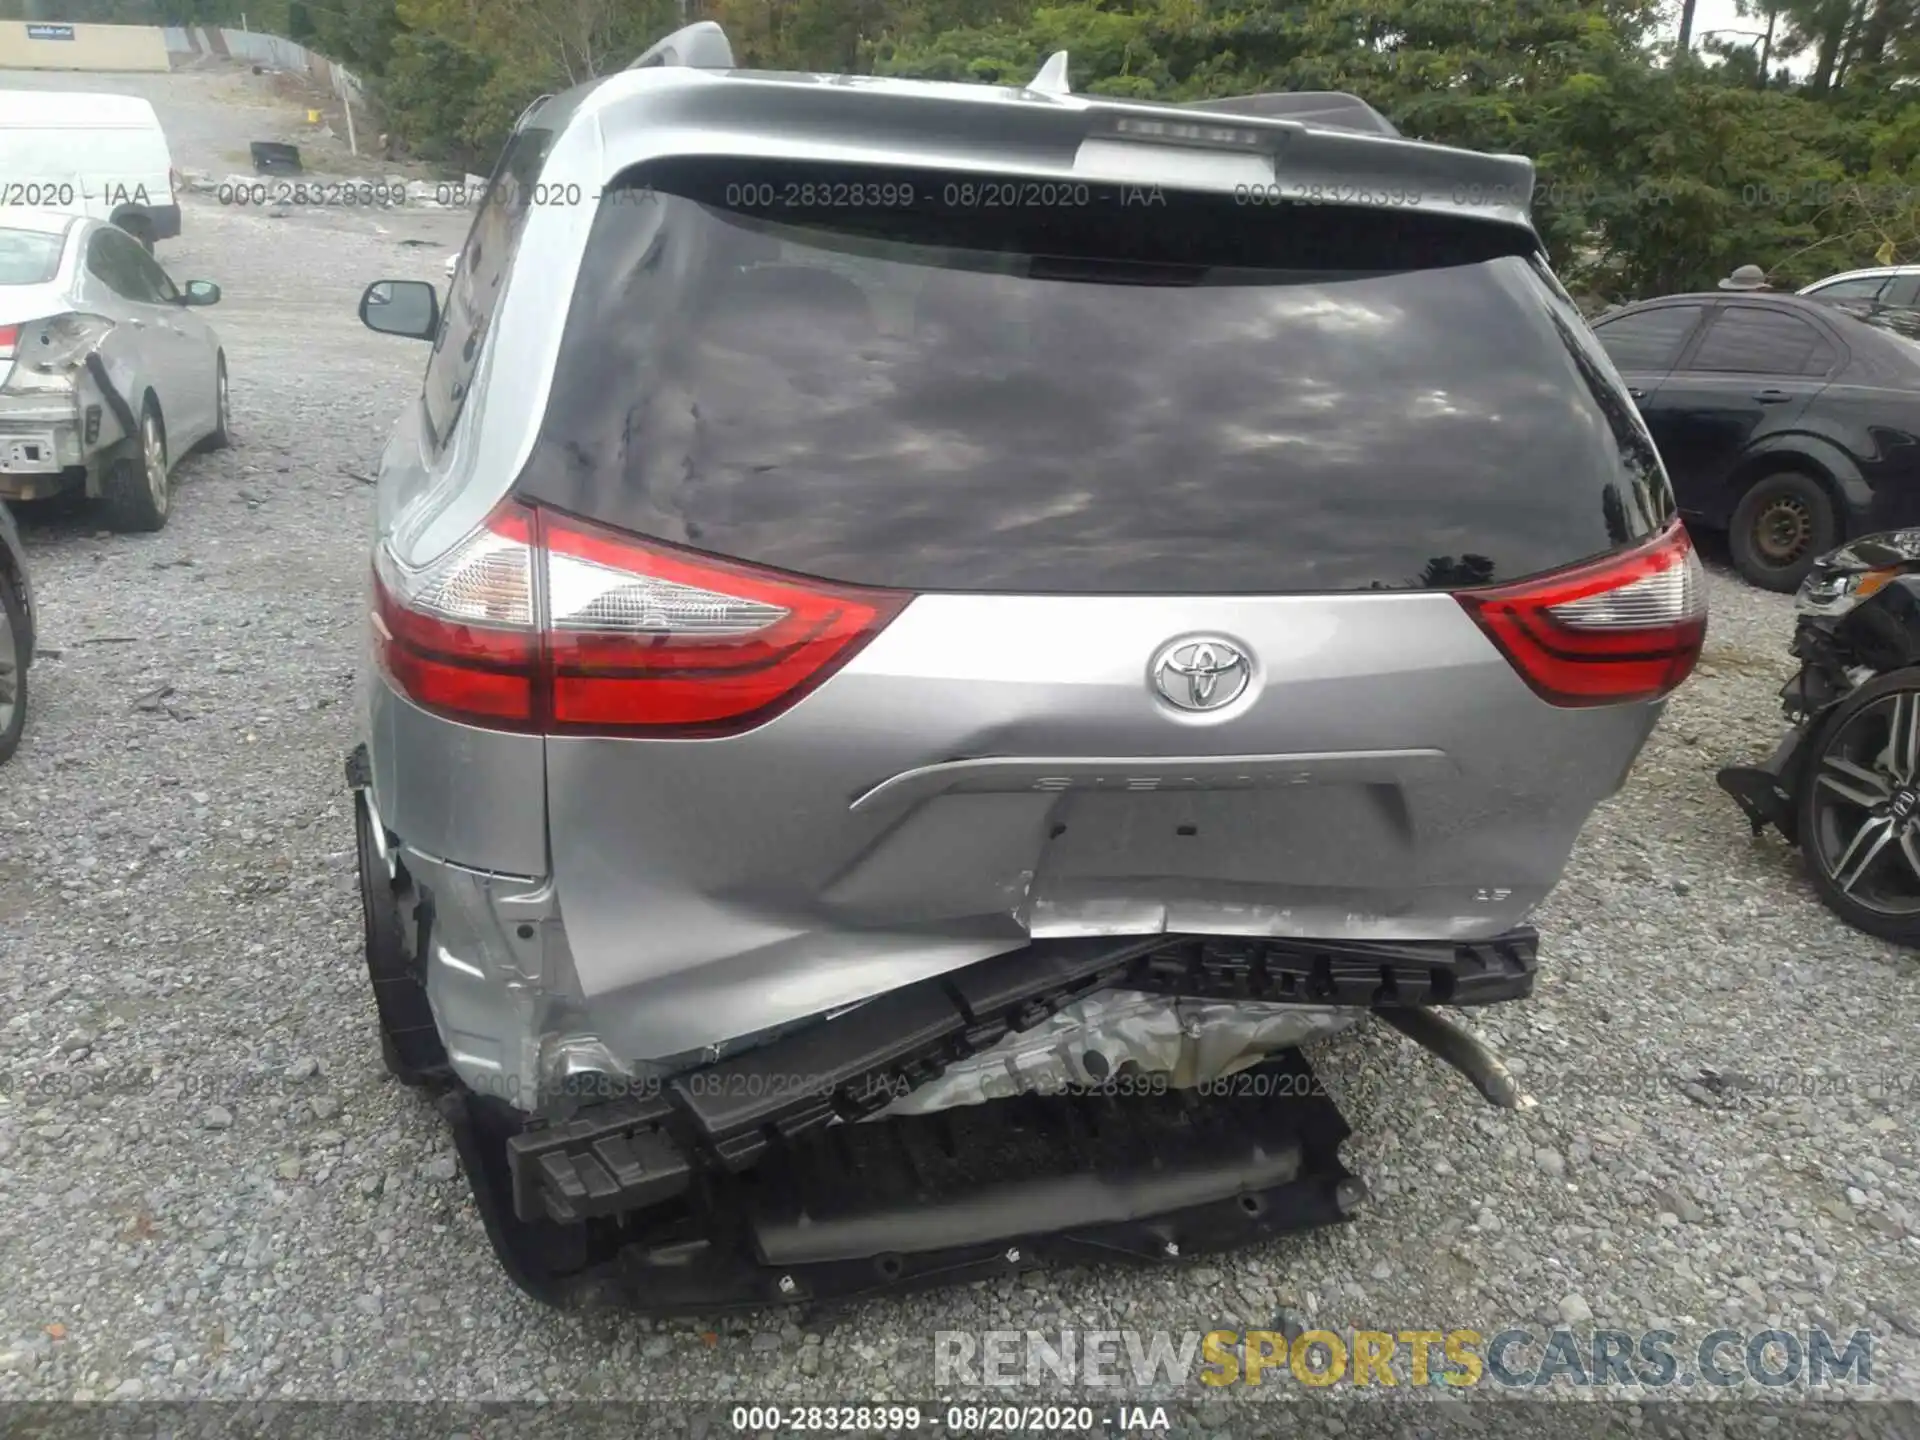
371, 501, 910, 736
1453, 521, 1707, 707
371, 504, 537, 724
0, 324, 17, 359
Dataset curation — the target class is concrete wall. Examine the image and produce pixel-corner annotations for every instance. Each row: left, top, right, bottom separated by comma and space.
0, 21, 171, 72
162, 24, 365, 106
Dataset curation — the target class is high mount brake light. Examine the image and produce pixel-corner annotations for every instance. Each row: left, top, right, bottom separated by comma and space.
371, 501, 911, 736
1452, 521, 1707, 707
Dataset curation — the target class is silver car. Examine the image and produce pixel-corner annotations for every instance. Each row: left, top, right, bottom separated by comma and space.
350, 24, 1708, 1311
0, 208, 229, 532
1799, 264, 1920, 311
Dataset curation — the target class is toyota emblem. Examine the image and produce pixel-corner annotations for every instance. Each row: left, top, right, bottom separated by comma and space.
1151, 637, 1252, 712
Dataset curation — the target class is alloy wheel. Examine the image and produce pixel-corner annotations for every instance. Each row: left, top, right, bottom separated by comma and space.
143, 413, 167, 510
1807, 688, 1920, 915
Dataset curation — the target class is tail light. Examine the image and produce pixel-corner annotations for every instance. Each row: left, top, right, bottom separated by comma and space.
1453, 521, 1707, 707
0, 313, 114, 395
170, 167, 183, 199
372, 500, 910, 736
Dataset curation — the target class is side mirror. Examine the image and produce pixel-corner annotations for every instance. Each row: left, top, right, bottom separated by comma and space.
359, 279, 439, 341
180, 280, 221, 306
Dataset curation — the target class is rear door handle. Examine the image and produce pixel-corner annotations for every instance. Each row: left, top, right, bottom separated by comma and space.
1753, 388, 1794, 403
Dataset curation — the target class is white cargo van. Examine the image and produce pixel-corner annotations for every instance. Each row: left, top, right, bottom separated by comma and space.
0, 91, 181, 249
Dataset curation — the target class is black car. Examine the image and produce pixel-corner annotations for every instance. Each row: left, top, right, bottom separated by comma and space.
0, 498, 33, 765
1718, 528, 1920, 945
1592, 292, 1920, 591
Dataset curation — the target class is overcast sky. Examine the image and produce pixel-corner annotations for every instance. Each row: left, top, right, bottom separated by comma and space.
1655, 0, 1813, 77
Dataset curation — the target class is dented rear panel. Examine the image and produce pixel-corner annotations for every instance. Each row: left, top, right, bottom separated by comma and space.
487, 162, 1675, 1060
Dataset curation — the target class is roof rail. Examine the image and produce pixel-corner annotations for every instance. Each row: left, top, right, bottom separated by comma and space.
1027, 51, 1071, 95
629, 21, 735, 71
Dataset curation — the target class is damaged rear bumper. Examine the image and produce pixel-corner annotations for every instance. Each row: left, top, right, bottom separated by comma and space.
507, 927, 1536, 1223
350, 746, 1539, 1312
449, 1045, 1364, 1312
0, 404, 85, 501
0, 357, 137, 502
458, 926, 1535, 1311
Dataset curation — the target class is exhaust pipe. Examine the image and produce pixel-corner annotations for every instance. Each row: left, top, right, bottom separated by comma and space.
1377, 1008, 1536, 1110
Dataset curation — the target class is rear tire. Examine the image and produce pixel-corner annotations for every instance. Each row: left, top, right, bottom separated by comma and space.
0, 573, 27, 767
1729, 472, 1836, 593
204, 354, 232, 451
98, 399, 168, 533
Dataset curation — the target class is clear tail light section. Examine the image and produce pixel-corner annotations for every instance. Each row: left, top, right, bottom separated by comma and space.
372, 500, 910, 736
372, 504, 537, 725
1453, 520, 1707, 707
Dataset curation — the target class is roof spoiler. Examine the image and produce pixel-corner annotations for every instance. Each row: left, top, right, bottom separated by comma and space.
1178, 90, 1401, 137
607, 26, 1532, 232
629, 21, 735, 70
1016, 49, 1399, 136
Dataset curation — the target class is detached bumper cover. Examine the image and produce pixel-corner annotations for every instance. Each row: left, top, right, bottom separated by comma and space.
350, 744, 1538, 1312
451, 1047, 1362, 1313
509, 927, 1536, 1226
449, 926, 1535, 1311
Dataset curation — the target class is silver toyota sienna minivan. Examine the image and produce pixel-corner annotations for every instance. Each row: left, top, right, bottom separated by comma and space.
350, 23, 1706, 1309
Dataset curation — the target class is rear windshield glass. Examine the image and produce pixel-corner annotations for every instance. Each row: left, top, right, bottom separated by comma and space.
515, 160, 1672, 594
0, 228, 64, 285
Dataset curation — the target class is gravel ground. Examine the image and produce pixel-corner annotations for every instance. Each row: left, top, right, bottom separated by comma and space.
0, 62, 1917, 1435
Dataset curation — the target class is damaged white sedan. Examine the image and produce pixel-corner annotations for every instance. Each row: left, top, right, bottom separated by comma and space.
0, 208, 229, 532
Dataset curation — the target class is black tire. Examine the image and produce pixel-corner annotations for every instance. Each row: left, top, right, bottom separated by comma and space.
1795, 668, 1920, 946
204, 354, 232, 451
0, 572, 26, 767
98, 398, 169, 534
354, 790, 450, 1087
1728, 471, 1837, 593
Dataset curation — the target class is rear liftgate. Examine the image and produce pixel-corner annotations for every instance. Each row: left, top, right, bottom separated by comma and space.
353, 771, 1538, 1314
